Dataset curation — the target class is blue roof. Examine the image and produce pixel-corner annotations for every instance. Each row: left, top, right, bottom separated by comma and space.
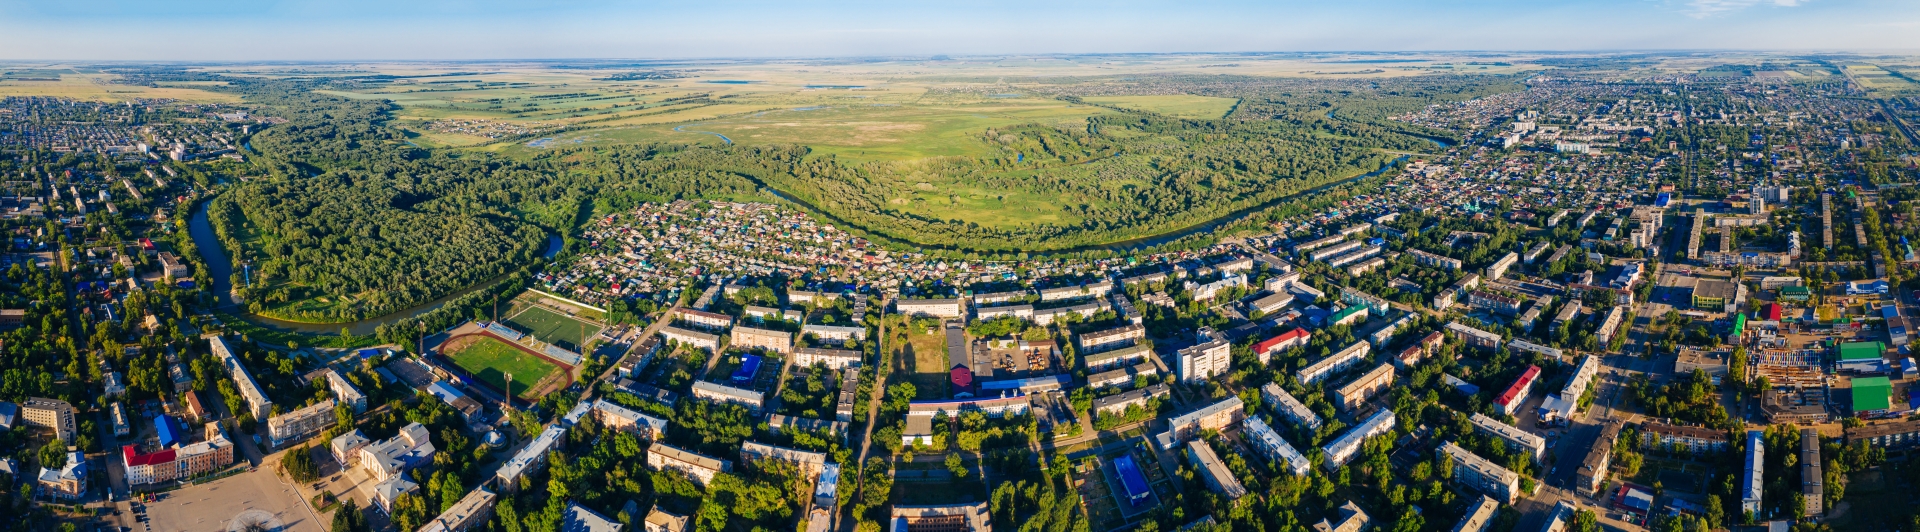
732, 355, 762, 385
358, 349, 380, 359
155, 415, 183, 448
1113, 454, 1152, 505
977, 375, 1071, 391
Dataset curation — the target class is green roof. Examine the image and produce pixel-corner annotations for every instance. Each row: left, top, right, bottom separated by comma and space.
1839, 341, 1887, 361
1731, 313, 1747, 336
1853, 376, 1892, 413
1331, 304, 1366, 322
1780, 286, 1810, 295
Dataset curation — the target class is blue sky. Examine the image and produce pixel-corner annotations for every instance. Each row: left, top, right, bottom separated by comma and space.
0, 0, 1915, 60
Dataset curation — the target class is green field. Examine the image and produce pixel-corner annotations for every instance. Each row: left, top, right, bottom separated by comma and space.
1081, 95, 1240, 119
448, 335, 562, 400
495, 94, 1108, 162
894, 327, 952, 400
505, 305, 602, 350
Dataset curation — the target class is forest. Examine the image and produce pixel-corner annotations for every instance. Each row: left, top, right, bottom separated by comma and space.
132, 69, 1520, 322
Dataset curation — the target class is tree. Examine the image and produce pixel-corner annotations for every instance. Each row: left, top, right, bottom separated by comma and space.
38, 438, 65, 468
282, 445, 319, 482
440, 471, 467, 513
1574, 510, 1599, 532
946, 452, 968, 479
331, 498, 369, 532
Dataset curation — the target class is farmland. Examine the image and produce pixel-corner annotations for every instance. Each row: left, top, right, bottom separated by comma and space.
0, 71, 240, 102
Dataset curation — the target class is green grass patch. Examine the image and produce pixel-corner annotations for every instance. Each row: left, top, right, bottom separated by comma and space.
894, 327, 952, 400
447, 336, 562, 400
1081, 95, 1239, 119
504, 305, 602, 350
496, 97, 1107, 163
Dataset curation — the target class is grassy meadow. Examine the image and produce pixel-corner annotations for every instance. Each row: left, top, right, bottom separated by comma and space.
1081, 95, 1239, 118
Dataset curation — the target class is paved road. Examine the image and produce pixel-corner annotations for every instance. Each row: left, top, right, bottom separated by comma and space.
589, 303, 683, 390
95, 409, 128, 502
842, 297, 890, 532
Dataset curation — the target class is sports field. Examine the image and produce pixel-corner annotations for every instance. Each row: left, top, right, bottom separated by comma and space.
443, 335, 563, 400
505, 305, 603, 350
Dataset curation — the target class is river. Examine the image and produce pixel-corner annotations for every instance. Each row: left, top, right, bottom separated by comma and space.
188, 201, 560, 336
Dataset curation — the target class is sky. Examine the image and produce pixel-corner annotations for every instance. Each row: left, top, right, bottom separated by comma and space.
0, 0, 1916, 61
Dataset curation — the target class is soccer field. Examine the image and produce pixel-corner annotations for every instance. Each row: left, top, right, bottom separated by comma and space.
446, 335, 563, 400
506, 305, 603, 350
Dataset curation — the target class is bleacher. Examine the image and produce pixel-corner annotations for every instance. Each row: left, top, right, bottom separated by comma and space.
543, 344, 582, 366
485, 322, 525, 341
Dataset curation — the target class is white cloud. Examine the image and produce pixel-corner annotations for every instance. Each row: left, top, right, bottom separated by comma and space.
1685, 0, 1810, 18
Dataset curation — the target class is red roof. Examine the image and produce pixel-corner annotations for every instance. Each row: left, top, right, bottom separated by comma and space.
1495, 365, 1542, 406
1762, 303, 1782, 321
949, 366, 973, 388
122, 444, 176, 467
1254, 328, 1311, 354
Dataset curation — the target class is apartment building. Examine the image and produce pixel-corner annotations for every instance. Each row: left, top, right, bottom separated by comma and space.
648, 443, 733, 488
740, 441, 829, 479
1243, 416, 1310, 476
320, 369, 367, 414
1164, 397, 1245, 447
691, 381, 766, 413
660, 326, 721, 352
1176, 340, 1230, 384
210, 336, 273, 420
1077, 324, 1144, 353
672, 308, 735, 330
20, 397, 76, 441
497, 425, 565, 491
1188, 440, 1248, 500
1486, 252, 1519, 280
266, 399, 337, 449
419, 489, 496, 532
731, 325, 793, 353
1332, 363, 1395, 412
1261, 383, 1323, 431
1469, 412, 1546, 464
897, 298, 966, 318
791, 347, 861, 371
1639, 422, 1729, 455
1085, 344, 1152, 372
1408, 249, 1463, 270
1322, 408, 1396, 471
1253, 328, 1311, 365
1441, 442, 1520, 504
1296, 341, 1369, 385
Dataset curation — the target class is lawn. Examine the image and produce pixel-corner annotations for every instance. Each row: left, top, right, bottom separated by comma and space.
447, 335, 563, 400
505, 305, 602, 351
894, 327, 953, 400
1081, 95, 1240, 119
